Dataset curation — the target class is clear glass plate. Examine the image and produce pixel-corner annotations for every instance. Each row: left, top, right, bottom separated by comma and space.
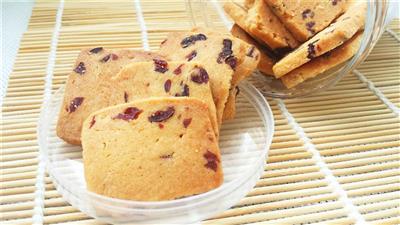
187, 0, 390, 98
38, 81, 274, 224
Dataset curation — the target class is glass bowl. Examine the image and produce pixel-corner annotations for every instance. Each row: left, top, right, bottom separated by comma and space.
187, 0, 391, 98
37, 81, 274, 224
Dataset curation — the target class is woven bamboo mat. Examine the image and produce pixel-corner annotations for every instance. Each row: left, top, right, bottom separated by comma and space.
1, 0, 399, 224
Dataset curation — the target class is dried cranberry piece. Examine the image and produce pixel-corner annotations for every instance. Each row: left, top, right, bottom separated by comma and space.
89, 47, 103, 54
101, 54, 111, 62
180, 33, 207, 48
225, 55, 237, 70
164, 79, 172, 92
173, 64, 184, 75
160, 152, 174, 159
302, 9, 314, 19
148, 107, 175, 122
182, 84, 190, 96
183, 118, 192, 128
113, 107, 143, 121
111, 53, 118, 60
203, 150, 220, 172
159, 123, 164, 129
246, 46, 256, 57
332, 0, 340, 5
68, 97, 84, 113
73, 62, 86, 75
217, 39, 237, 70
153, 59, 168, 73
89, 116, 96, 128
124, 92, 128, 103
307, 40, 318, 59
191, 67, 209, 84
306, 21, 316, 34
186, 50, 197, 61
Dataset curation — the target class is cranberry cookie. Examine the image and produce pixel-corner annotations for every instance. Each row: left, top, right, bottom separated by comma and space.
281, 32, 363, 88
273, 1, 366, 77
82, 97, 223, 201
265, 0, 348, 42
56, 48, 165, 145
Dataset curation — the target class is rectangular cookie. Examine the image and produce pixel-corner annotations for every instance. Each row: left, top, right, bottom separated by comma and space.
109, 61, 219, 137
281, 31, 363, 89
223, 0, 299, 50
273, 1, 366, 77
231, 24, 276, 76
265, 0, 348, 42
82, 97, 223, 201
158, 30, 259, 122
56, 48, 165, 145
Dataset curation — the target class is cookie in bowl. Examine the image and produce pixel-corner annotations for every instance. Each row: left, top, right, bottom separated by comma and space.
82, 97, 223, 201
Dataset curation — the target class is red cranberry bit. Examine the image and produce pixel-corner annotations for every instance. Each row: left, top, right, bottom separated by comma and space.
164, 79, 172, 92
182, 84, 190, 96
160, 152, 174, 159
186, 50, 197, 61
203, 150, 220, 172
89, 116, 96, 128
332, 0, 340, 5
306, 21, 316, 34
68, 97, 84, 113
307, 40, 318, 59
217, 39, 237, 70
89, 47, 103, 54
158, 123, 164, 129
111, 53, 118, 60
124, 92, 128, 103
153, 59, 168, 73
113, 107, 143, 121
101, 54, 111, 62
191, 67, 209, 84
302, 9, 314, 19
246, 46, 256, 57
225, 56, 237, 70
180, 33, 207, 48
148, 106, 175, 122
183, 118, 192, 128
173, 64, 184, 75
73, 62, 86, 75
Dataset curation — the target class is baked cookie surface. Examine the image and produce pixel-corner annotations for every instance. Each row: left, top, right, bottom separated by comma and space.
231, 24, 276, 76
82, 97, 223, 201
265, 0, 348, 42
158, 30, 257, 122
273, 1, 366, 77
224, 0, 299, 50
281, 32, 363, 88
56, 48, 164, 145
109, 61, 219, 137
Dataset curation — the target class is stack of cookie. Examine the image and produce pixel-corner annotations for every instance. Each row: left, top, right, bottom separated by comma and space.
224, 0, 366, 88
56, 29, 259, 201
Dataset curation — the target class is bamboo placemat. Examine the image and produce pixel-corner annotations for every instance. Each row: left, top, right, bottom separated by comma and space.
1, 0, 399, 224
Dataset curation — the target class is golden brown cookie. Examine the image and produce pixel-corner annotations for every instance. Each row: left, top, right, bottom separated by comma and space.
230, 24, 276, 76
265, 0, 348, 42
158, 30, 258, 122
281, 32, 363, 88
109, 61, 219, 137
82, 97, 223, 201
56, 48, 165, 145
223, 0, 299, 50
273, 1, 366, 77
